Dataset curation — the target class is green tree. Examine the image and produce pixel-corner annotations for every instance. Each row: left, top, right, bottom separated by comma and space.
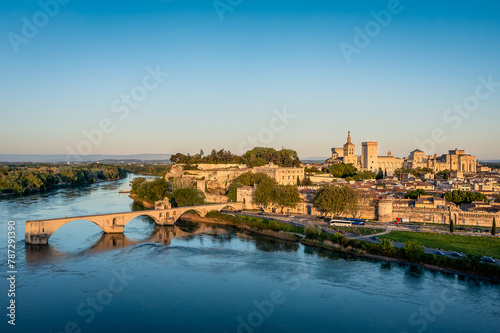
403, 240, 424, 261
492, 217, 496, 236
253, 177, 278, 210
272, 185, 301, 214
379, 238, 394, 256
376, 168, 384, 180
329, 164, 357, 178
405, 189, 429, 199
300, 176, 313, 186
304, 225, 322, 239
313, 184, 359, 218
171, 187, 205, 207
227, 172, 274, 202
444, 190, 489, 205
353, 170, 377, 181
450, 216, 455, 233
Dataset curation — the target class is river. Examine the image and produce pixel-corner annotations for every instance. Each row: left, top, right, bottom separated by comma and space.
0, 174, 498, 333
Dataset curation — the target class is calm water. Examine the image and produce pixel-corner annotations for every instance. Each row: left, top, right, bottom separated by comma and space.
1, 174, 498, 333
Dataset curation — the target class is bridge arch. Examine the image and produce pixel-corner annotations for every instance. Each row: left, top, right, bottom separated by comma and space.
175, 208, 207, 222
27, 218, 109, 244
122, 212, 161, 226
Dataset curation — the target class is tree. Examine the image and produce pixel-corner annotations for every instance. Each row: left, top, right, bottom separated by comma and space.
403, 240, 424, 261
353, 171, 376, 181
242, 147, 301, 167
329, 164, 357, 178
227, 172, 274, 202
493, 217, 496, 236
444, 190, 489, 205
376, 168, 384, 180
272, 185, 301, 214
450, 216, 455, 233
379, 239, 394, 256
313, 184, 359, 218
304, 225, 322, 239
300, 176, 313, 186
405, 189, 429, 199
253, 177, 278, 210
171, 187, 205, 207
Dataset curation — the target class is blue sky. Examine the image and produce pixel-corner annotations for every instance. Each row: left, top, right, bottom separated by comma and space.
1, 0, 500, 159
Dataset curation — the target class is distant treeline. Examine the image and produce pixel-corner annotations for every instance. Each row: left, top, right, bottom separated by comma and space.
170, 147, 301, 168
122, 164, 172, 177
0, 163, 127, 195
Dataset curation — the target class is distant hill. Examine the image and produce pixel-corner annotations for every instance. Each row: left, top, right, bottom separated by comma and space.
0, 154, 172, 163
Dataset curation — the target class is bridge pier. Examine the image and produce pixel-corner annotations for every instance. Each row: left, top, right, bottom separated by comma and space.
156, 217, 176, 226
104, 225, 124, 234
25, 233, 49, 245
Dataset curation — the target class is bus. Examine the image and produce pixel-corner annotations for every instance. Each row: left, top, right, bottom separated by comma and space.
329, 219, 352, 227
344, 218, 366, 225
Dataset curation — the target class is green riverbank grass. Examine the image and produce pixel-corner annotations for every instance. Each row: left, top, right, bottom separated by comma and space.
379, 231, 500, 258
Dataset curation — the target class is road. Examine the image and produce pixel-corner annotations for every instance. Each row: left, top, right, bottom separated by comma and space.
229, 211, 498, 265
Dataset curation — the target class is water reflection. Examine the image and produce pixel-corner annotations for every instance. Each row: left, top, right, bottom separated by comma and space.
25, 222, 271, 263
253, 236, 300, 253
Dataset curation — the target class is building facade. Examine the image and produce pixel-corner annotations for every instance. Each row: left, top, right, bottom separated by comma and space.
326, 131, 479, 174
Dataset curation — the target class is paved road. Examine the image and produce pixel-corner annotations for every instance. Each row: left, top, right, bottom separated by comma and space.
229, 211, 498, 265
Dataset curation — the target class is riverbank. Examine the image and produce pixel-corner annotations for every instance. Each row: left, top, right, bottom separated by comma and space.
181, 211, 500, 282
0, 176, 127, 199
129, 194, 155, 208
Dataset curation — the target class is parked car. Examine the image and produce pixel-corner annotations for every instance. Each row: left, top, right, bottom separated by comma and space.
370, 236, 379, 241
393, 221, 399, 225
287, 215, 295, 218
257, 212, 265, 215
482, 256, 495, 263
435, 251, 445, 256
450, 252, 463, 257
320, 228, 326, 232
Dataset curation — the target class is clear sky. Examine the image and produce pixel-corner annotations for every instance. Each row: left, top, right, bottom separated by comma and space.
1, 0, 500, 160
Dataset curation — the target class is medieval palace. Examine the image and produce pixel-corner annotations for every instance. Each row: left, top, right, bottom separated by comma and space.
325, 131, 478, 174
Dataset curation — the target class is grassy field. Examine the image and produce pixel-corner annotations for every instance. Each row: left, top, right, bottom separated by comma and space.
379, 231, 500, 258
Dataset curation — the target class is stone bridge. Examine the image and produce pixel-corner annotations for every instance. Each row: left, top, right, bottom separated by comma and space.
25, 202, 243, 245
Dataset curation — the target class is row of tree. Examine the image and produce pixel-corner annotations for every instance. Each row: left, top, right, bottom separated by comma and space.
170, 149, 241, 164
444, 190, 489, 205
327, 163, 376, 181
170, 147, 302, 168
0, 164, 127, 195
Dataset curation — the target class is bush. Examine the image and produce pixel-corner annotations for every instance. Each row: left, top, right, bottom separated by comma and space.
379, 239, 394, 256
404, 240, 424, 261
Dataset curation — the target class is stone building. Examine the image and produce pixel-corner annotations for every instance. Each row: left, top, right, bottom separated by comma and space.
253, 163, 305, 186
326, 131, 479, 174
